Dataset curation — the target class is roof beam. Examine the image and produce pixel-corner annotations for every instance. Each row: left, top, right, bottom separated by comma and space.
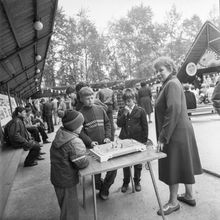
0, 32, 53, 63
12, 75, 39, 92
2, 0, 29, 81
18, 80, 37, 94
20, 84, 38, 98
3, 59, 44, 84
1, 0, 21, 48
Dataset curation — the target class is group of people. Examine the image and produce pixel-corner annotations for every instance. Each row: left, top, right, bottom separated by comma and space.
4, 56, 204, 219
49, 56, 203, 220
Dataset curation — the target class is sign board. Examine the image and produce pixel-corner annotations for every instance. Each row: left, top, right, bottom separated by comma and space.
0, 94, 16, 126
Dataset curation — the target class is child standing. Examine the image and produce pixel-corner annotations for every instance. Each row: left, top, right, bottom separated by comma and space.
50, 110, 89, 220
117, 88, 148, 192
79, 86, 117, 200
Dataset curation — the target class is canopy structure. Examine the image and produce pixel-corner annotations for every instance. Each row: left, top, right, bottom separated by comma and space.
177, 21, 220, 84
0, 0, 58, 99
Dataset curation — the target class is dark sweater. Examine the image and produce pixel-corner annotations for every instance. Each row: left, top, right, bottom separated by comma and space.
80, 105, 111, 148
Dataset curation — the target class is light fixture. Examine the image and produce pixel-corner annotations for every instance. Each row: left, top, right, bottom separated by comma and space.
34, 20, 43, 31
35, 55, 42, 61
36, 68, 40, 74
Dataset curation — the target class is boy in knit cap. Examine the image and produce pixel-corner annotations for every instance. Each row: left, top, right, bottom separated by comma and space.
79, 86, 117, 200
50, 110, 89, 220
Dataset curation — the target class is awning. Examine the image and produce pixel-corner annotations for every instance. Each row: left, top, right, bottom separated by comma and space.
177, 21, 220, 83
0, 0, 58, 99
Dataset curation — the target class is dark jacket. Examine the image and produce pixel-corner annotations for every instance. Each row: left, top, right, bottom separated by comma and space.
80, 105, 111, 148
5, 116, 31, 148
117, 105, 148, 143
50, 127, 89, 188
184, 90, 197, 109
42, 102, 53, 117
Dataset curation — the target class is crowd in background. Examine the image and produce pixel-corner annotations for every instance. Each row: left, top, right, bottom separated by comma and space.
23, 72, 220, 134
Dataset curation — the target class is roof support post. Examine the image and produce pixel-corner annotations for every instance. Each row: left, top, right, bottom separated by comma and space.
6, 83, 13, 115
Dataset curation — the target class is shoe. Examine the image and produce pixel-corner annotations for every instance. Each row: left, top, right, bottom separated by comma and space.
43, 140, 51, 144
36, 156, 45, 160
95, 178, 104, 190
135, 182, 141, 192
39, 152, 46, 155
99, 185, 109, 200
157, 203, 180, 216
24, 161, 38, 167
177, 195, 196, 206
99, 192, 109, 200
121, 183, 129, 193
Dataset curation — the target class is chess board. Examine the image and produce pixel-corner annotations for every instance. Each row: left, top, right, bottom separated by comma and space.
89, 139, 147, 162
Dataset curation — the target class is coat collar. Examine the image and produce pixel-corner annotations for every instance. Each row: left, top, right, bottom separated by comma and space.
129, 105, 138, 116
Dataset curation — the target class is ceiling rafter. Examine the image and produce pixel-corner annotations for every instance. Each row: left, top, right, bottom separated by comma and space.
0, 32, 53, 63
3, 59, 45, 84
18, 80, 37, 94
13, 74, 39, 92
1, 0, 30, 81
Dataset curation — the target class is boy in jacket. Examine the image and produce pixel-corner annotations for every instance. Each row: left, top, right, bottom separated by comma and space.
117, 88, 148, 192
50, 110, 89, 220
79, 86, 117, 200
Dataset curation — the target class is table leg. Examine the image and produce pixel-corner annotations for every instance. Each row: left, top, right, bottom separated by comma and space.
92, 174, 98, 220
83, 177, 86, 209
147, 162, 166, 220
129, 166, 135, 193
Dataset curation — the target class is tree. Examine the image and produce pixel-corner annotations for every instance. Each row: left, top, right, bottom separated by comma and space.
43, 7, 68, 87
107, 4, 160, 80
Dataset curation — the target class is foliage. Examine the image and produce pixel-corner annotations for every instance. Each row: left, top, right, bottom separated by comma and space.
43, 4, 212, 88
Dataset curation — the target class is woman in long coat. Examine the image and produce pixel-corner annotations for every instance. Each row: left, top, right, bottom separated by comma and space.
153, 57, 203, 216
137, 81, 153, 122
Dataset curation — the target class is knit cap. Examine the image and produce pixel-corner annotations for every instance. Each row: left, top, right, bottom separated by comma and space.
62, 110, 84, 131
79, 87, 94, 99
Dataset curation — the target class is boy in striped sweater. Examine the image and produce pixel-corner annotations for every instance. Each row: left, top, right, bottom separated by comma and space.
79, 87, 117, 200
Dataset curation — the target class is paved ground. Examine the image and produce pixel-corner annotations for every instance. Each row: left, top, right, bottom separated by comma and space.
2, 114, 220, 220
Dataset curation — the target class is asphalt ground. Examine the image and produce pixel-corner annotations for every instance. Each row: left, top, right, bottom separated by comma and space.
2, 113, 220, 220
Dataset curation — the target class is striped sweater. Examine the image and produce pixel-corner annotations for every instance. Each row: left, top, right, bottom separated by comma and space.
80, 105, 111, 148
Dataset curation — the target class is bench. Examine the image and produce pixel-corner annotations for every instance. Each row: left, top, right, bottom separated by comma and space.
187, 104, 215, 116
0, 122, 24, 219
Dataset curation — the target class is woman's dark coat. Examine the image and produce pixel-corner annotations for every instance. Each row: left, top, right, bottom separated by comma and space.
137, 86, 153, 114
155, 75, 202, 185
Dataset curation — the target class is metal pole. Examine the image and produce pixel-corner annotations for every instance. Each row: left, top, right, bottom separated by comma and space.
7, 84, 13, 115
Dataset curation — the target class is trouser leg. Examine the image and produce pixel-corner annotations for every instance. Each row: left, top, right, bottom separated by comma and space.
27, 127, 41, 142
24, 143, 40, 165
94, 173, 102, 188
102, 170, 117, 193
49, 115, 54, 132
123, 167, 131, 184
54, 186, 79, 220
37, 126, 48, 141
107, 106, 115, 141
133, 164, 142, 184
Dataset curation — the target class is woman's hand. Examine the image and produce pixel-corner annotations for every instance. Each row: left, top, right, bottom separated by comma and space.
156, 141, 164, 152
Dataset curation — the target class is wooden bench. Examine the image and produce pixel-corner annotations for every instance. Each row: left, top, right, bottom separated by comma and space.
187, 104, 215, 116
0, 122, 24, 219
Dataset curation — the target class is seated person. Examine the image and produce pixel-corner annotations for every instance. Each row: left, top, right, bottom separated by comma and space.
4, 106, 45, 167
24, 106, 50, 144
